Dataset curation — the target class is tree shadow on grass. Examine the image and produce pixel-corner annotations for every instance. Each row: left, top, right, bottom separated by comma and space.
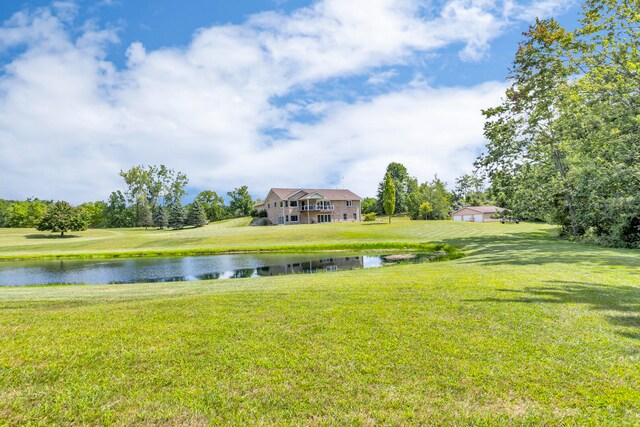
466, 280, 640, 340
438, 232, 640, 268
25, 234, 82, 239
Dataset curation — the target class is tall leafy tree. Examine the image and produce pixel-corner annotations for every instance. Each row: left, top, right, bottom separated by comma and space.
36, 201, 88, 237
377, 162, 409, 214
479, 18, 579, 233
406, 176, 453, 220
195, 190, 227, 221
360, 197, 378, 214
79, 201, 107, 228
119, 165, 189, 208
104, 191, 135, 228
227, 186, 253, 217
424, 177, 453, 220
0, 200, 12, 227
382, 172, 396, 223
7, 198, 49, 228
405, 177, 422, 219
453, 173, 490, 209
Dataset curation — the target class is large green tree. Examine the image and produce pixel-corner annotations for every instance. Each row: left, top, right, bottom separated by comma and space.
453, 173, 490, 210
187, 200, 208, 227
194, 190, 227, 222
382, 172, 396, 223
138, 203, 153, 229
119, 165, 189, 210
79, 201, 107, 228
406, 176, 454, 220
36, 201, 89, 237
153, 205, 168, 229
104, 191, 135, 228
227, 186, 253, 218
0, 200, 12, 227
377, 162, 409, 214
7, 199, 49, 228
168, 203, 186, 230
360, 197, 378, 214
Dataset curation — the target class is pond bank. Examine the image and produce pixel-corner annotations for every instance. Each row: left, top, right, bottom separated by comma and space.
0, 242, 463, 262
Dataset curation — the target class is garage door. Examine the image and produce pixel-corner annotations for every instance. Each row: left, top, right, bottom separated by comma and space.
453, 215, 462, 221
462, 215, 472, 221
473, 214, 483, 222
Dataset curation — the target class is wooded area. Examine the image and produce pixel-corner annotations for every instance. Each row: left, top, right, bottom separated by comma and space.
479, 0, 640, 248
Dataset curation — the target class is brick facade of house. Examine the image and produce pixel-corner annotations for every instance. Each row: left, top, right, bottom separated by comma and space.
257, 188, 362, 225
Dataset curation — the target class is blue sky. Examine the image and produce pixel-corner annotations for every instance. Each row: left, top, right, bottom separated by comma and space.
0, 0, 580, 203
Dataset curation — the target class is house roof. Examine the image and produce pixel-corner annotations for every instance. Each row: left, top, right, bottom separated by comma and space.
268, 188, 362, 201
452, 206, 506, 215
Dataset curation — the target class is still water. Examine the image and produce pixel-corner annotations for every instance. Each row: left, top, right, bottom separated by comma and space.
0, 252, 436, 286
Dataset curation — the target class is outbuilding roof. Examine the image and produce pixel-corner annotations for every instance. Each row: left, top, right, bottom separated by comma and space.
451, 206, 506, 214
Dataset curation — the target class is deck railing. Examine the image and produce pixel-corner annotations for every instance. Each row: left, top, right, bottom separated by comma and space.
300, 205, 335, 211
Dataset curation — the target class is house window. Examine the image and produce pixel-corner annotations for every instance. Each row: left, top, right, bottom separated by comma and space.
290, 200, 298, 207
286, 215, 289, 222
353, 213, 357, 219
343, 213, 347, 220
318, 214, 331, 223
291, 215, 299, 222
267, 203, 270, 208
280, 201, 283, 207
347, 200, 353, 207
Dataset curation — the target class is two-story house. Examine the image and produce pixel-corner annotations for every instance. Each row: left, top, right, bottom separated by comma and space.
255, 188, 362, 225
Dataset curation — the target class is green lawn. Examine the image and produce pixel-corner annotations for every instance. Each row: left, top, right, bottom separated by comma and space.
1, 220, 639, 425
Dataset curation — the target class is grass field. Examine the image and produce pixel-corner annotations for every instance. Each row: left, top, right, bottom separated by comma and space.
1, 219, 639, 425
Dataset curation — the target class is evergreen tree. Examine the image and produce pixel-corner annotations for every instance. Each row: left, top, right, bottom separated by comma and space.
168, 203, 185, 230
187, 200, 208, 227
382, 172, 396, 223
153, 205, 168, 229
138, 203, 153, 229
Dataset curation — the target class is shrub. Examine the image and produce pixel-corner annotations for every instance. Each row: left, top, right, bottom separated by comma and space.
363, 212, 377, 222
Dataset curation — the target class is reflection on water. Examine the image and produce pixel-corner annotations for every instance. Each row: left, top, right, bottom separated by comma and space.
0, 252, 436, 286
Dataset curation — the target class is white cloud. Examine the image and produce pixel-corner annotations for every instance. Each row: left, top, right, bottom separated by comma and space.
228, 81, 506, 198
507, 0, 575, 22
0, 0, 562, 203
367, 70, 398, 85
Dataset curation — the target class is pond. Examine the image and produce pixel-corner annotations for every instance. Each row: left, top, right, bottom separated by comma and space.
0, 252, 438, 286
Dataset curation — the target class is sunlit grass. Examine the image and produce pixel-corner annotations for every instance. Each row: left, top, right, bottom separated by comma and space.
1, 219, 639, 424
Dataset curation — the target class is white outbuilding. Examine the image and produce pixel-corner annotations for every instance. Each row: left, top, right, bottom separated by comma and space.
451, 206, 505, 223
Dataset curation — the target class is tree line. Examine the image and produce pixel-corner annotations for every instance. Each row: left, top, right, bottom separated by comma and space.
478, 0, 640, 248
361, 162, 492, 221
0, 165, 255, 233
